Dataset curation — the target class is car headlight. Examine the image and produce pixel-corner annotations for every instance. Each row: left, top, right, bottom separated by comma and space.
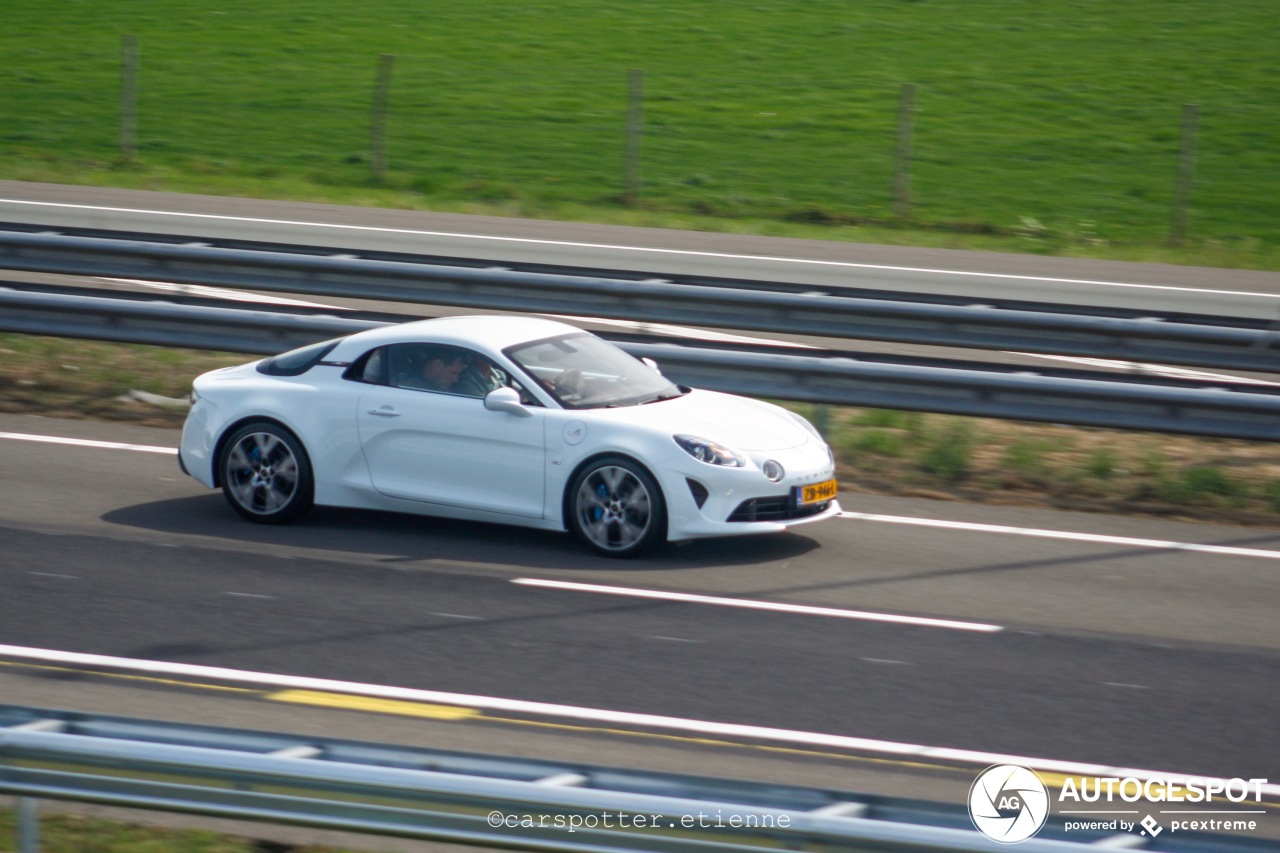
674, 435, 744, 467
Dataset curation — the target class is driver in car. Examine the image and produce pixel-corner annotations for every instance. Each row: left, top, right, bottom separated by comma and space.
455, 355, 504, 398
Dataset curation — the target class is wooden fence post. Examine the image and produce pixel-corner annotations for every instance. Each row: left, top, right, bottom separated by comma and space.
625, 69, 645, 205
120, 35, 139, 161
1170, 103, 1199, 246
370, 53, 397, 180
893, 83, 917, 220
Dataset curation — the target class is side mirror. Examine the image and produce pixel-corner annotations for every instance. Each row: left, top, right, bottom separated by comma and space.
641, 357, 662, 376
484, 386, 532, 417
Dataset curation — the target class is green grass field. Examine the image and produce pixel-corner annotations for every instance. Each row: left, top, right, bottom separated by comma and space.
2, 1, 1278, 262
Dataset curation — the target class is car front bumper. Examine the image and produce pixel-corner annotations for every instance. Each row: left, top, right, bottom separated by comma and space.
666, 498, 843, 541
658, 442, 840, 542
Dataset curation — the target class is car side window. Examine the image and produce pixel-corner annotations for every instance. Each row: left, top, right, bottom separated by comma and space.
351, 342, 540, 404
389, 343, 468, 393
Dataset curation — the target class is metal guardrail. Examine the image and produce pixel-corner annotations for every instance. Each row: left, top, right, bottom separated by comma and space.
3, 286, 1280, 440
1, 220, 1269, 326
2, 705, 1269, 852
630, 343, 1280, 440
1, 229, 1279, 372
0, 284, 374, 354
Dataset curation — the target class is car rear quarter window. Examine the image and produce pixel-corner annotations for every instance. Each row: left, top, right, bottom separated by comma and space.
256, 339, 341, 376
344, 346, 389, 385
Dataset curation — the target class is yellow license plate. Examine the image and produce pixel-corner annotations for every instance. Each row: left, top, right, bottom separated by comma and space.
796, 478, 838, 505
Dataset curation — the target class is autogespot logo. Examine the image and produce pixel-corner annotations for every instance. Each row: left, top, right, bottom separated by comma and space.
969, 764, 1051, 843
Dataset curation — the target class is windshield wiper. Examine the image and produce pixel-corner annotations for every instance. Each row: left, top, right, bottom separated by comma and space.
639, 391, 684, 405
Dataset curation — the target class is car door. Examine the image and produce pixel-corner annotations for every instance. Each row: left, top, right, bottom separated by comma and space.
354, 344, 547, 518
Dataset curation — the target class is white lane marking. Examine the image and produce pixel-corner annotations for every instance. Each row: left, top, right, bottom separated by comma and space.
3, 198, 1273, 300
1008, 351, 1280, 387
842, 512, 1280, 562
510, 577, 1003, 633
0, 432, 176, 455
104, 278, 352, 310
547, 314, 821, 349
224, 592, 273, 599
8, 430, 1279, 566
29, 572, 78, 580
1, 643, 1274, 798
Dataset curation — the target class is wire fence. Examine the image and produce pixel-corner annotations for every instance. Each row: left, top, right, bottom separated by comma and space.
2, 38, 1277, 246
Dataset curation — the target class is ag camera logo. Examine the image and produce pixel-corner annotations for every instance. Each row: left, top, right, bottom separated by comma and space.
969, 764, 1050, 843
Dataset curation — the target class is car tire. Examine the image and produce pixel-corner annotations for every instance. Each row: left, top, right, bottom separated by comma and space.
568, 456, 666, 557
219, 422, 314, 524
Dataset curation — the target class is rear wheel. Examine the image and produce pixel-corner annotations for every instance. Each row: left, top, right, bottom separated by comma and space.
568, 457, 666, 557
219, 422, 313, 524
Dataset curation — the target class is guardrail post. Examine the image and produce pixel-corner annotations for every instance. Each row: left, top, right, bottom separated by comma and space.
120, 35, 139, 162
370, 53, 397, 180
813, 404, 832, 439
17, 796, 40, 853
625, 69, 645, 206
1169, 103, 1199, 246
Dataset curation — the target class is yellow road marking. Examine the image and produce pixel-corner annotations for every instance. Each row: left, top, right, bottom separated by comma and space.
16, 660, 1273, 810
267, 689, 480, 720
0, 660, 255, 692
265, 684, 961, 773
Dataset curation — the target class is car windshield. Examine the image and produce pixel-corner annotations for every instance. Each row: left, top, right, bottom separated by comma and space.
506, 333, 683, 409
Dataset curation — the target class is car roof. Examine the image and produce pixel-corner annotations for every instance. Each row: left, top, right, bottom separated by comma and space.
329, 314, 583, 359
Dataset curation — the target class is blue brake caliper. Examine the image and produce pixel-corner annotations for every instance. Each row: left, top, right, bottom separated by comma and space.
593, 481, 607, 521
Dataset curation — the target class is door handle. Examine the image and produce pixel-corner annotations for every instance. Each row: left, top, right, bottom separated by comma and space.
367, 407, 401, 417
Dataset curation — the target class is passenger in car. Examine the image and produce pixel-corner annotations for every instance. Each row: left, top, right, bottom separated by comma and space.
410, 346, 466, 392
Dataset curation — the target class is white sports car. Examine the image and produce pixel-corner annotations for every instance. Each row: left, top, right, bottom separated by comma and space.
179, 315, 841, 557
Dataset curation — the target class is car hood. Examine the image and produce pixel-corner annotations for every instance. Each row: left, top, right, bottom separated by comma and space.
593, 389, 811, 452
193, 361, 264, 387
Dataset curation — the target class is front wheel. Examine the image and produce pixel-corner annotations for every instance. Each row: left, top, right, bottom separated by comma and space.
568, 457, 666, 557
219, 422, 314, 524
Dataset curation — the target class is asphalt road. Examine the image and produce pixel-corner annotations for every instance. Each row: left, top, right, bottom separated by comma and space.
1, 414, 1276, 789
